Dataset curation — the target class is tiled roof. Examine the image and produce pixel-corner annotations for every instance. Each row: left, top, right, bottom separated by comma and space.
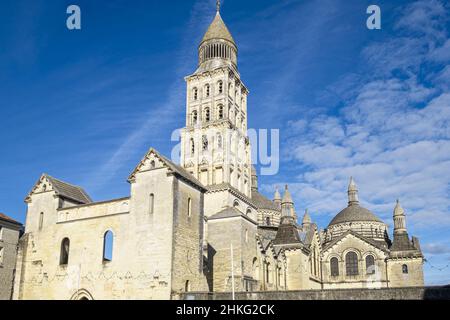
251, 190, 280, 211
44, 175, 92, 204
0, 213, 22, 225
209, 207, 242, 220
201, 12, 235, 45
328, 204, 383, 226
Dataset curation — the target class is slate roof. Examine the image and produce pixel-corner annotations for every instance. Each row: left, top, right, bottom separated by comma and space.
328, 204, 383, 227
0, 213, 22, 226
209, 206, 256, 224
273, 218, 302, 245
44, 174, 92, 204
251, 190, 279, 211
390, 233, 419, 252
201, 12, 236, 45
128, 148, 207, 192
209, 207, 242, 220
157, 153, 207, 192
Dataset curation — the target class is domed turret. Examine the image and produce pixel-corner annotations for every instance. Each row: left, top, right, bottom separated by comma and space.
197, 1, 238, 73
393, 199, 407, 234
325, 177, 388, 244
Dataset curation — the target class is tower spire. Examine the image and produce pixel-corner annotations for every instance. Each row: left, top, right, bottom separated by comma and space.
216, 0, 220, 12
348, 176, 359, 206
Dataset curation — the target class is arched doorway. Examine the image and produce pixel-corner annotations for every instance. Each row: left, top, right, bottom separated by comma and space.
70, 289, 94, 300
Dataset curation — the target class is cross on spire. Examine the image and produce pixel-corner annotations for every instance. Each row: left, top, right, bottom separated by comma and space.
216, 0, 221, 12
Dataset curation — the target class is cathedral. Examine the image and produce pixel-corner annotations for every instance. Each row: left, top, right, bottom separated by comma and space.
12, 6, 424, 300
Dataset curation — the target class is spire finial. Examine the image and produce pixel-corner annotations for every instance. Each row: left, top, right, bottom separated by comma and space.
216, 0, 221, 12
347, 176, 359, 206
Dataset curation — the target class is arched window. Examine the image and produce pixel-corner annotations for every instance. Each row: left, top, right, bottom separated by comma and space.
366, 255, 375, 275
202, 135, 208, 151
190, 138, 195, 155
217, 133, 222, 149
218, 81, 223, 94
266, 216, 271, 226
150, 160, 155, 169
60, 238, 70, 265
245, 229, 248, 243
233, 200, 239, 208
193, 88, 198, 100
187, 198, 192, 217
185, 280, 191, 292
330, 257, 339, 277
205, 84, 210, 97
192, 110, 198, 125
205, 107, 210, 122
103, 231, 114, 262
246, 208, 251, 216
149, 193, 154, 214
218, 105, 224, 119
402, 264, 408, 274
345, 251, 359, 276
39, 212, 44, 230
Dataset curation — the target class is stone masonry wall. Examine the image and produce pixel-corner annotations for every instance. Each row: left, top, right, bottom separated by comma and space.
176, 286, 450, 300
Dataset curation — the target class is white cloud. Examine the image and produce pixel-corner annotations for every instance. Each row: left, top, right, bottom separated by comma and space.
280, 0, 450, 233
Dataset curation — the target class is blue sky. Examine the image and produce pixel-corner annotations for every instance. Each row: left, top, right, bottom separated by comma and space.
0, 0, 449, 285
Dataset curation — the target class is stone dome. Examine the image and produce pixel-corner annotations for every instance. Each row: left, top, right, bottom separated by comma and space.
328, 204, 383, 227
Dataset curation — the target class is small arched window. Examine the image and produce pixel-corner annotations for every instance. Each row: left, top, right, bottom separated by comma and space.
39, 212, 44, 230
245, 229, 248, 243
366, 255, 375, 275
185, 280, 191, 292
345, 251, 359, 276
246, 208, 251, 216
103, 231, 114, 262
330, 257, 339, 277
205, 84, 210, 97
218, 105, 224, 119
218, 81, 223, 94
187, 198, 192, 218
402, 264, 408, 274
266, 216, 271, 226
192, 110, 198, 125
205, 107, 210, 122
202, 135, 208, 151
60, 238, 70, 265
193, 88, 198, 100
190, 138, 195, 156
150, 160, 155, 169
233, 200, 239, 208
149, 193, 154, 214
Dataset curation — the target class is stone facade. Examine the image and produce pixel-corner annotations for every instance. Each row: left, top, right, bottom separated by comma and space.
12, 7, 425, 300
0, 213, 22, 300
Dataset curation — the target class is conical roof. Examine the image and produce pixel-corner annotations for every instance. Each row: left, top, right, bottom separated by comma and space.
282, 185, 293, 204
274, 187, 281, 201
201, 12, 236, 45
393, 199, 404, 217
302, 209, 312, 225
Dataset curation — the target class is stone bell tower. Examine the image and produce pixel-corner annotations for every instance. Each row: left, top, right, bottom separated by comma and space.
180, 1, 252, 197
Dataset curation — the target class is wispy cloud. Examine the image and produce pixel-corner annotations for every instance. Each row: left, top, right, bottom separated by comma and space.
275, 0, 450, 234
83, 0, 215, 191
